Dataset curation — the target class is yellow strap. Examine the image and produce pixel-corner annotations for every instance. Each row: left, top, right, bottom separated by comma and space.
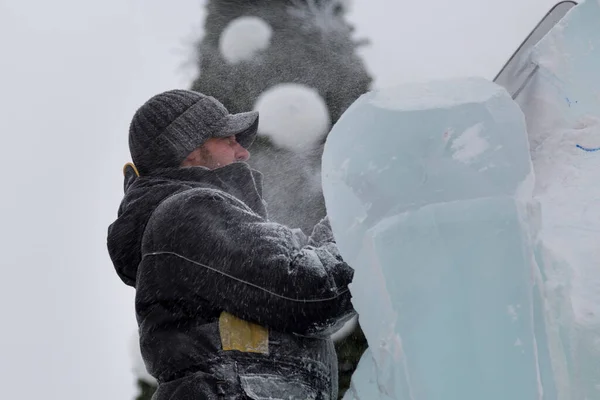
219, 312, 269, 354
123, 162, 140, 177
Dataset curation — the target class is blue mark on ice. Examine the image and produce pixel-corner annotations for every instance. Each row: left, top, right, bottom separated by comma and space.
576, 144, 600, 152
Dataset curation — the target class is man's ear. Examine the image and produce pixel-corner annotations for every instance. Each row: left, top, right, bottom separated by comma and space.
181, 148, 202, 167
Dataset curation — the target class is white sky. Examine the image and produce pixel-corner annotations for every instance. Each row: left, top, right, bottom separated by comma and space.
0, 0, 565, 398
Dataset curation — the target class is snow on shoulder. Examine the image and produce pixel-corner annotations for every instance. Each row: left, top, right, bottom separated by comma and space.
254, 83, 331, 152
219, 16, 273, 64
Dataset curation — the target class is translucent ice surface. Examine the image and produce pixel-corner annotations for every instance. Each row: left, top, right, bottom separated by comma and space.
322, 77, 563, 399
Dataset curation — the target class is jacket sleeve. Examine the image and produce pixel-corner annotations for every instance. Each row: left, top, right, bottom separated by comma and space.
140, 188, 355, 335
308, 216, 335, 246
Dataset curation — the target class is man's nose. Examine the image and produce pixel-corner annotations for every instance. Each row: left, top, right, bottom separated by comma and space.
236, 145, 250, 161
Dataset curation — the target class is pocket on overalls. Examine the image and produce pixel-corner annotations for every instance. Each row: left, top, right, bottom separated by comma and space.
239, 373, 319, 400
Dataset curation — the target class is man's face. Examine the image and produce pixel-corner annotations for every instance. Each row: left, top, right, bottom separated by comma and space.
181, 136, 250, 169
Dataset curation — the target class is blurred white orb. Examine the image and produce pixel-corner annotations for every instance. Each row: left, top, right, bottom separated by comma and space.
219, 16, 273, 64
254, 83, 331, 152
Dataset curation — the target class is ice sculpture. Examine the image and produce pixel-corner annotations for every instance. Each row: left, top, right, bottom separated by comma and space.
321, 77, 562, 399
509, 0, 600, 397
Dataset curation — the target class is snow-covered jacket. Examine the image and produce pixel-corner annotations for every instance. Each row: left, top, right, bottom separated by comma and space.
107, 162, 355, 400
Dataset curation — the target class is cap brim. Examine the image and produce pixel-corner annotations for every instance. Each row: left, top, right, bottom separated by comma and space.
217, 111, 259, 149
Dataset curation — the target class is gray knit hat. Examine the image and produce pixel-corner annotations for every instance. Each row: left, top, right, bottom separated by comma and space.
129, 89, 259, 174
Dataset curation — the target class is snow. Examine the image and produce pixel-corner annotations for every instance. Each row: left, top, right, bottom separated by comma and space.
254, 83, 331, 152
530, 114, 600, 327
451, 123, 489, 164
524, 0, 600, 329
511, 1, 600, 396
219, 16, 272, 64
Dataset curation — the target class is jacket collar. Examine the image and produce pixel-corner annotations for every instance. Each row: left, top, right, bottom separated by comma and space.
139, 162, 267, 218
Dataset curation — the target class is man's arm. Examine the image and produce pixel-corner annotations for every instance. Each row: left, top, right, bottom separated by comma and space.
139, 188, 354, 335
308, 216, 335, 247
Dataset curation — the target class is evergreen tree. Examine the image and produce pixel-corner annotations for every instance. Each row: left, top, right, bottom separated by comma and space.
193, 0, 371, 233
134, 1, 371, 398
135, 380, 156, 400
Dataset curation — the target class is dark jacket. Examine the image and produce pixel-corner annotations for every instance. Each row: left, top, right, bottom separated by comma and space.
107, 162, 355, 400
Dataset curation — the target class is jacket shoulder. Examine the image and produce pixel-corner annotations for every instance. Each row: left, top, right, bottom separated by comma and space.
147, 187, 257, 232
156, 186, 244, 211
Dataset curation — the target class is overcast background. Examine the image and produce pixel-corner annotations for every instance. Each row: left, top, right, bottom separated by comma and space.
0, 0, 566, 398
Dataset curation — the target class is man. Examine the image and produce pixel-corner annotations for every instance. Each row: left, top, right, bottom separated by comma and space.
107, 89, 355, 399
